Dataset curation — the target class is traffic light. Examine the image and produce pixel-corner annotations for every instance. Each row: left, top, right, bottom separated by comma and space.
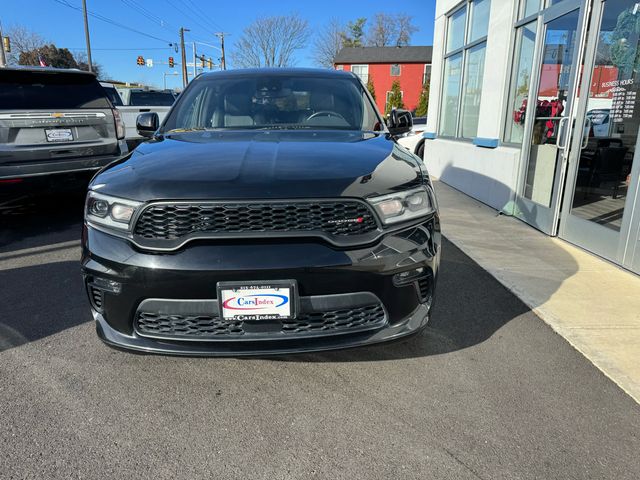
2, 36, 10, 53
200, 55, 205, 68
168, 56, 174, 68
208, 57, 213, 69
136, 55, 144, 66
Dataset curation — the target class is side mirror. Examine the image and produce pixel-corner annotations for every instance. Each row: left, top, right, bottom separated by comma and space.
387, 108, 413, 136
136, 112, 159, 138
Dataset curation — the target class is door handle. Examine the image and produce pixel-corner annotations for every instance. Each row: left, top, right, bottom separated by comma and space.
556, 117, 570, 150
582, 117, 591, 149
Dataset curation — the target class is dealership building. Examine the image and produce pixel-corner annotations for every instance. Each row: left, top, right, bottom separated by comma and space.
426, 0, 640, 274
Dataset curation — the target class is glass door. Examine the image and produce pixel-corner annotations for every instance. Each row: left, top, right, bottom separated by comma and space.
514, 0, 589, 234
560, 0, 640, 271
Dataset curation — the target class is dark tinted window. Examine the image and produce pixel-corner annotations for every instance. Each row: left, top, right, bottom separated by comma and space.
163, 74, 381, 132
102, 85, 123, 106
129, 91, 175, 106
0, 70, 111, 109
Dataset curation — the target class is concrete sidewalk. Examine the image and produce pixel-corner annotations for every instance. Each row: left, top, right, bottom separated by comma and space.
434, 180, 640, 403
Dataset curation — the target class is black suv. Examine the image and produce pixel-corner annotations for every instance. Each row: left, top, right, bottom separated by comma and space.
0, 67, 127, 192
82, 68, 440, 355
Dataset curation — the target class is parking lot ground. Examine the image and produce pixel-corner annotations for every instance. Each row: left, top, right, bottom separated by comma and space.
433, 180, 640, 403
1, 191, 640, 480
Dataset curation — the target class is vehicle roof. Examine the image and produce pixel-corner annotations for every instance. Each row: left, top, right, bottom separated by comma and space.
197, 67, 356, 79
0, 66, 96, 76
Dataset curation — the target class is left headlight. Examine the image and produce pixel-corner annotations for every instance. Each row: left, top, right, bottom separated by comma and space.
368, 186, 436, 225
85, 190, 143, 232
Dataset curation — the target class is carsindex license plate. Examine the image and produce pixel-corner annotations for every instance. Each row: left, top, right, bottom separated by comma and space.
218, 281, 295, 321
45, 128, 74, 142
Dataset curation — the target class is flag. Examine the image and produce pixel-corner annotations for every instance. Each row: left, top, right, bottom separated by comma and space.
38, 54, 47, 67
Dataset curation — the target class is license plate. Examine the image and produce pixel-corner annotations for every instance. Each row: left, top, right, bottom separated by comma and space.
45, 128, 74, 142
217, 281, 296, 321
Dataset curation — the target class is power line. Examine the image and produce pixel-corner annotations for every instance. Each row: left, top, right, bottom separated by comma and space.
52, 0, 173, 44
163, 0, 217, 37
182, 0, 224, 32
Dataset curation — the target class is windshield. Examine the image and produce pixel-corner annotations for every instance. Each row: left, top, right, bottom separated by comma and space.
129, 91, 175, 106
162, 74, 382, 132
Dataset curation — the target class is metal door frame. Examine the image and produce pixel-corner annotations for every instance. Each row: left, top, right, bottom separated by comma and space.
514, 0, 591, 235
559, 0, 640, 271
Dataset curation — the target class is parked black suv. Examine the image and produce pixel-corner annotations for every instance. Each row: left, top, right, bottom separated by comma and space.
0, 67, 127, 193
82, 68, 440, 355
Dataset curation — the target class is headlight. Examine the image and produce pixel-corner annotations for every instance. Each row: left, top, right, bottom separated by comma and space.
85, 191, 142, 232
368, 186, 435, 225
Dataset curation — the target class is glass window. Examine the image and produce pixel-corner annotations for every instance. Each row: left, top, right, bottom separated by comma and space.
521, 0, 541, 19
447, 7, 467, 52
423, 64, 432, 86
129, 91, 176, 106
390, 64, 401, 76
439, 0, 489, 138
460, 43, 486, 138
504, 21, 537, 143
351, 64, 369, 83
0, 70, 111, 109
469, 0, 491, 42
439, 53, 463, 136
163, 74, 381, 132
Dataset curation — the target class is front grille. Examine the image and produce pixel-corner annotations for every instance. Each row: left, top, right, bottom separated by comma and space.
134, 296, 387, 341
133, 200, 378, 241
137, 312, 245, 338
281, 304, 385, 334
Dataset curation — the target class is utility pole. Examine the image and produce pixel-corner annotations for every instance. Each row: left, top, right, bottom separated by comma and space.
179, 27, 189, 88
192, 42, 197, 79
81, 0, 93, 73
0, 22, 7, 68
215, 32, 227, 70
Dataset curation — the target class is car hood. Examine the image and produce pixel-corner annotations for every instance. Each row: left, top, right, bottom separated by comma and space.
92, 130, 424, 201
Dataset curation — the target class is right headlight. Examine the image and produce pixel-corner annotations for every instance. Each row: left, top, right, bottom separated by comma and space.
85, 190, 143, 233
368, 186, 436, 225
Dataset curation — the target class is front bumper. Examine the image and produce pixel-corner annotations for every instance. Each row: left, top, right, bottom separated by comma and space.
81, 215, 440, 356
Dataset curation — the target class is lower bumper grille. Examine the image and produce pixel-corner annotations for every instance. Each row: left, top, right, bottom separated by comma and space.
134, 294, 387, 341
137, 312, 244, 338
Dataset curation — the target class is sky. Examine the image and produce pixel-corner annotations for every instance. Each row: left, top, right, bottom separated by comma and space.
1, 0, 436, 89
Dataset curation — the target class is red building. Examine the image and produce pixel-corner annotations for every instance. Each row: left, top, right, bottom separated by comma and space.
334, 46, 432, 114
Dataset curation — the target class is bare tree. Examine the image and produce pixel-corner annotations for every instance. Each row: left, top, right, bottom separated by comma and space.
396, 14, 419, 47
367, 13, 398, 47
366, 13, 418, 47
4, 24, 46, 65
313, 18, 345, 68
231, 14, 310, 68
74, 51, 104, 78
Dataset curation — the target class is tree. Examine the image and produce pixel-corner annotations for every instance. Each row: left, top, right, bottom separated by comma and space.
19, 44, 77, 68
231, 14, 310, 68
366, 13, 418, 47
313, 18, 345, 68
366, 76, 376, 101
340, 18, 366, 48
415, 82, 429, 117
385, 80, 404, 115
74, 51, 104, 78
4, 24, 46, 65
396, 14, 419, 47
367, 13, 398, 47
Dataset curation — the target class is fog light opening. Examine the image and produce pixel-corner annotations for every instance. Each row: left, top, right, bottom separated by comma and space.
393, 267, 424, 286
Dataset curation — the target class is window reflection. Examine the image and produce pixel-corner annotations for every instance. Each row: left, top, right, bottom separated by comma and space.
570, 0, 640, 231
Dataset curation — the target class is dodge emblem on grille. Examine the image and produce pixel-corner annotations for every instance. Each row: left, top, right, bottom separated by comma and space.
327, 217, 365, 224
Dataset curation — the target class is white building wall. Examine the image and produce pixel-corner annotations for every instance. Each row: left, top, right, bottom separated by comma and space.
425, 0, 522, 213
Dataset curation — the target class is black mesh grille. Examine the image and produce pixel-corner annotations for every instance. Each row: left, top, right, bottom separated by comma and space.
89, 286, 104, 312
133, 201, 378, 240
135, 302, 386, 340
136, 312, 244, 338
417, 276, 431, 302
281, 304, 386, 334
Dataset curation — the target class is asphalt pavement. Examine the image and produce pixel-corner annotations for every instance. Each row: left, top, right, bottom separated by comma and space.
1, 187, 639, 480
